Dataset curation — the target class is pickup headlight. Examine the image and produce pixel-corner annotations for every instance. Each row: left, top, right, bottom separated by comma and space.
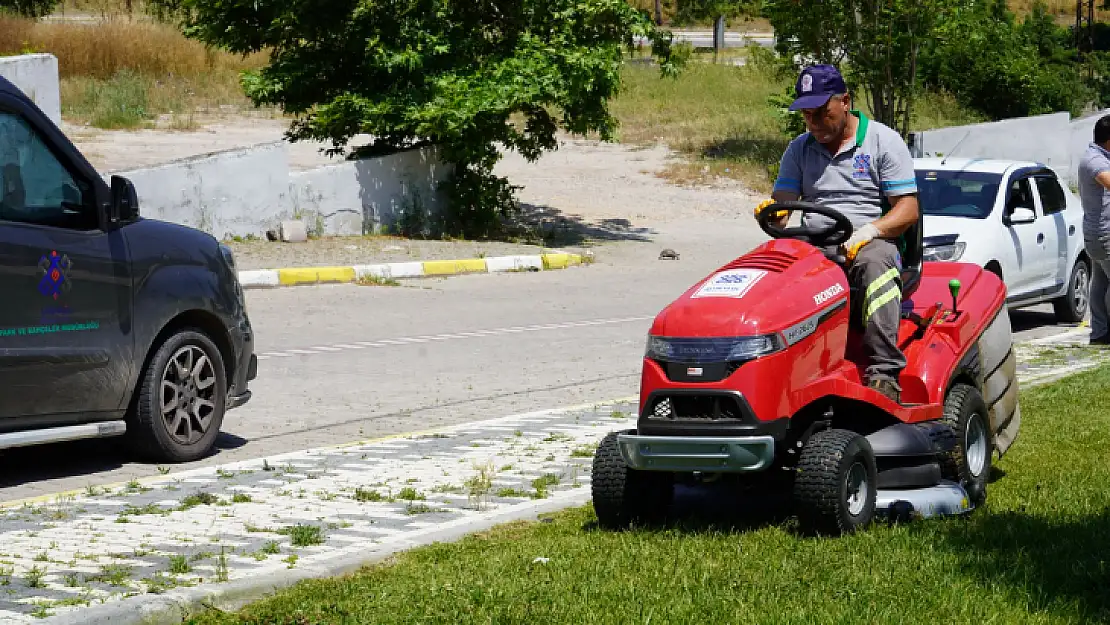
923, 241, 966, 262
645, 334, 785, 363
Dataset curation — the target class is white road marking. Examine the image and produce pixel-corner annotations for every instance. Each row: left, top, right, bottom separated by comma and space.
255, 315, 655, 360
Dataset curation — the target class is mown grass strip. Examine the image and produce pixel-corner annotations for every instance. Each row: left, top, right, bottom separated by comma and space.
185, 364, 1110, 625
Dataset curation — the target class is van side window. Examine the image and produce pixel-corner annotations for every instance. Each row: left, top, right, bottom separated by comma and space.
0, 112, 96, 230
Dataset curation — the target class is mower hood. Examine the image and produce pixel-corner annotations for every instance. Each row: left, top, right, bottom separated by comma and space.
647, 240, 849, 354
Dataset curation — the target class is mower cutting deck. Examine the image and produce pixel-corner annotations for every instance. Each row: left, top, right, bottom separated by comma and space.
591, 201, 1020, 535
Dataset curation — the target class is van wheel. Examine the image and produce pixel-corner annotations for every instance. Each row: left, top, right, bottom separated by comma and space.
1054, 257, 1090, 323
127, 328, 227, 463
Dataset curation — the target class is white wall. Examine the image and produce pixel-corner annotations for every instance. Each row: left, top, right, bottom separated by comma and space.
111, 141, 451, 240
114, 141, 292, 240
910, 108, 1110, 187
0, 54, 61, 126
289, 145, 452, 236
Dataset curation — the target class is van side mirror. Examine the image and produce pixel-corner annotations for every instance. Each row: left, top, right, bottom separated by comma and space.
1006, 206, 1036, 226
110, 175, 139, 222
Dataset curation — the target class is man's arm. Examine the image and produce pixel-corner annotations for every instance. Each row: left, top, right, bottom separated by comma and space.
1096, 170, 1110, 191
874, 132, 920, 238
873, 193, 919, 238
764, 141, 804, 227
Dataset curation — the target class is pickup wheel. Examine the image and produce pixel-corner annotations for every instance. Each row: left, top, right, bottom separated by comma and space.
127, 328, 227, 463
1054, 257, 1090, 323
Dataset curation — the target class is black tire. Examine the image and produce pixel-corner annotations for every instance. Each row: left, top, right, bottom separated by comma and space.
1053, 257, 1090, 323
127, 328, 228, 463
591, 431, 674, 529
792, 428, 877, 536
939, 383, 992, 507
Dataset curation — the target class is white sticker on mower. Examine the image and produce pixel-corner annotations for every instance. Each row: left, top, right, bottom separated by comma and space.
691, 269, 768, 299
813, 283, 845, 306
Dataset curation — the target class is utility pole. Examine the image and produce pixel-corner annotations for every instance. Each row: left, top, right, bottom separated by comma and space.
714, 14, 725, 63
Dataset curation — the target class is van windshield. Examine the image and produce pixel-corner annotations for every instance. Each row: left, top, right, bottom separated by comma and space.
914, 169, 1002, 219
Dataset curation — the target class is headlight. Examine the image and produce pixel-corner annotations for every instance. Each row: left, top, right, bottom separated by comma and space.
219, 243, 238, 274
645, 334, 785, 363
923, 242, 966, 262
219, 243, 247, 310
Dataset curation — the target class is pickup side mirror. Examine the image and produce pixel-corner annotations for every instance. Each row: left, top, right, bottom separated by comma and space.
110, 175, 139, 223
1006, 206, 1036, 226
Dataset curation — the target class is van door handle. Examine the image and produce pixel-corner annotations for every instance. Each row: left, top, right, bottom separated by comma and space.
1037, 233, 1044, 243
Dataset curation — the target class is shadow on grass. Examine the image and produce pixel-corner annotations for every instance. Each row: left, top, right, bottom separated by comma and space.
503, 203, 658, 247
932, 509, 1110, 621
582, 480, 796, 536
701, 136, 790, 166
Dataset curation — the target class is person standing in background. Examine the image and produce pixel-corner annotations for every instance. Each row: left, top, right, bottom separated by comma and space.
1077, 115, 1110, 345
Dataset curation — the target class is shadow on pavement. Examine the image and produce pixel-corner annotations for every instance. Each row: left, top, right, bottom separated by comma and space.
1008, 308, 1073, 334
0, 431, 249, 492
506, 203, 657, 246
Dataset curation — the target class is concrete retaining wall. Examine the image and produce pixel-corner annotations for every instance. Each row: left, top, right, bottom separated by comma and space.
115, 141, 292, 239
910, 108, 1110, 188
0, 54, 61, 125
289, 145, 451, 236
112, 142, 452, 240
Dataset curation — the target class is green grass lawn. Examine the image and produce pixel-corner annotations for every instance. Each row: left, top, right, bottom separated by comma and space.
609, 59, 983, 193
186, 365, 1110, 625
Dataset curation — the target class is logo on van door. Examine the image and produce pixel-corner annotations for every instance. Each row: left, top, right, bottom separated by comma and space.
38, 250, 72, 300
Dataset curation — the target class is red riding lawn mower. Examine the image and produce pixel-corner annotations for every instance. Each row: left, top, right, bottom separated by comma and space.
591, 201, 1022, 535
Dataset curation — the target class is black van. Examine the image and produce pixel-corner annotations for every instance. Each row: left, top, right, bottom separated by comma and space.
0, 75, 256, 462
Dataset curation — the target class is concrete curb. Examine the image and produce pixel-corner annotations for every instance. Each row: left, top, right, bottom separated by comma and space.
237, 252, 592, 289
39, 488, 592, 625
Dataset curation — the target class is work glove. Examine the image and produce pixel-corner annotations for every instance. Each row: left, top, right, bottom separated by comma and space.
842, 222, 880, 263
754, 198, 788, 221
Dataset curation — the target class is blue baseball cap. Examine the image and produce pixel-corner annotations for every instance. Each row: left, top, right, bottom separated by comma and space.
789, 64, 847, 111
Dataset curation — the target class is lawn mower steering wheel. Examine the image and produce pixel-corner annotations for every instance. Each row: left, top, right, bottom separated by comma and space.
756, 200, 854, 247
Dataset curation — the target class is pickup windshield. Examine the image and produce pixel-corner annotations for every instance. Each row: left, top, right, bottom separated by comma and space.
914, 169, 1002, 219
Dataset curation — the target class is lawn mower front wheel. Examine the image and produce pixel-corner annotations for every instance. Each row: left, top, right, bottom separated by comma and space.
792, 428, 878, 536
591, 431, 674, 529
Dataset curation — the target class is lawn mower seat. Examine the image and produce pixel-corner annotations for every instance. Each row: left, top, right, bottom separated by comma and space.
898, 202, 924, 301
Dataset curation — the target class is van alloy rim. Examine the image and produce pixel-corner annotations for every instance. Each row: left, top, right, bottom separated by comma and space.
161, 345, 218, 445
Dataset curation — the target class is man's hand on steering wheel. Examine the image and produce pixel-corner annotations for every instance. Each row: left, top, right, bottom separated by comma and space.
754, 198, 789, 226
755, 200, 854, 250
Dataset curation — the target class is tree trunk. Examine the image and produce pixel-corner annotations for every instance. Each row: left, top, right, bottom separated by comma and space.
654, 0, 662, 25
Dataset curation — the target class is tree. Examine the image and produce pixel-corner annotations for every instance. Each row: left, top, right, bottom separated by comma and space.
0, 0, 59, 18
764, 0, 957, 137
150, 0, 685, 237
917, 0, 1091, 119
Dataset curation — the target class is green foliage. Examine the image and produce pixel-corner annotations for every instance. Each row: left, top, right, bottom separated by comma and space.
673, 0, 760, 23
765, 0, 957, 137
150, 0, 686, 238
0, 0, 58, 18
917, 0, 1090, 120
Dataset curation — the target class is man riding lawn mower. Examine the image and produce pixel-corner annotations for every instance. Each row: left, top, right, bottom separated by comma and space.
589, 65, 1022, 535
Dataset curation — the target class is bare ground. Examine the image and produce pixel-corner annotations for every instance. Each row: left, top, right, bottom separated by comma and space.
66, 115, 763, 271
